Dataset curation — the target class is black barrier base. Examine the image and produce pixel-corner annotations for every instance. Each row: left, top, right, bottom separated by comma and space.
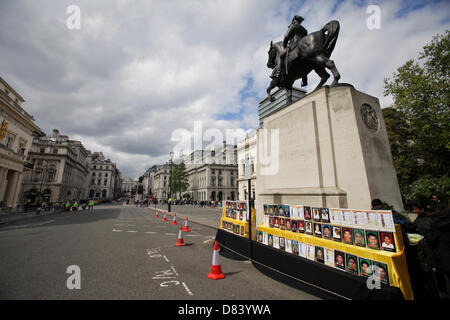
215, 229, 405, 300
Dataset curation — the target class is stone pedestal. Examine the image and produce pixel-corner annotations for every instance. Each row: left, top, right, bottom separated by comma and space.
255, 84, 403, 229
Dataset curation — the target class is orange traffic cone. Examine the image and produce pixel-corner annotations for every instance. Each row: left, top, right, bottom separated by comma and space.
155, 210, 159, 218
162, 212, 167, 222
172, 213, 177, 225
175, 225, 185, 247
208, 241, 225, 280
183, 217, 191, 232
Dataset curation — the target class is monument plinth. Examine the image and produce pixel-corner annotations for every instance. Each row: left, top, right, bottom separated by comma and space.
255, 84, 403, 227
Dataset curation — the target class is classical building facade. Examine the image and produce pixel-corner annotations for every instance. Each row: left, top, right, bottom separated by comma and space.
183, 143, 239, 202
151, 163, 170, 201
87, 151, 121, 201
20, 129, 90, 204
237, 131, 257, 201
121, 177, 137, 195
0, 76, 41, 208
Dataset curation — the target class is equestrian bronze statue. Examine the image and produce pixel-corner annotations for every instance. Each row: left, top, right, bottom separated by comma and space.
266, 16, 341, 102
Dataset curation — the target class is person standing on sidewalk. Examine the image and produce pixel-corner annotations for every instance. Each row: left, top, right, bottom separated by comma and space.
89, 199, 94, 211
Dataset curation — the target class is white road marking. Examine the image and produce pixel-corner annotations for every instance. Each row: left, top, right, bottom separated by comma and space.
163, 255, 170, 263
170, 265, 179, 276
127, 230, 138, 233
145, 231, 156, 234
112, 229, 123, 232
164, 233, 176, 236
182, 282, 194, 296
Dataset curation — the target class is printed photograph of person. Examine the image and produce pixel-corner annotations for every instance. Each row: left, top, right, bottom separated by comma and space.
359, 258, 373, 277
315, 246, 325, 263
353, 229, 366, 247
322, 224, 332, 240
269, 205, 274, 216
380, 232, 396, 252
279, 218, 285, 230
304, 206, 312, 220
279, 237, 285, 251
285, 219, 291, 231
278, 205, 284, 217
305, 221, 313, 235
345, 254, 359, 275
366, 231, 381, 250
268, 234, 273, 247
373, 261, 390, 285
273, 236, 280, 249
291, 220, 298, 233
299, 243, 307, 258
263, 233, 268, 245
286, 239, 292, 253
320, 208, 330, 223
269, 216, 274, 228
274, 217, 280, 228
264, 205, 268, 215
312, 207, 321, 222
332, 226, 341, 242
292, 240, 299, 255
342, 227, 353, 244
314, 223, 322, 237
257, 231, 263, 243
284, 205, 290, 217
298, 220, 305, 233
334, 250, 345, 270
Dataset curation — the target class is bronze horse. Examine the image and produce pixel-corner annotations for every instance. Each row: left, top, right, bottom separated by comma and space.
266, 20, 341, 102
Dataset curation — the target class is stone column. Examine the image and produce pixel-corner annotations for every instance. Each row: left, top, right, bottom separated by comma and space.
4, 170, 19, 207
0, 167, 8, 204
11, 172, 23, 208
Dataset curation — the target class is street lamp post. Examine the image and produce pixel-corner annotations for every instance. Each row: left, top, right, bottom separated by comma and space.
168, 151, 174, 213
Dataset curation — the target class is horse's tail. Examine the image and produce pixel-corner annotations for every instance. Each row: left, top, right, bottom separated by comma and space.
321, 20, 340, 58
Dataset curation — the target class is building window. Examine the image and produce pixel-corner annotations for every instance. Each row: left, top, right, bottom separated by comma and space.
92, 172, 95, 176
47, 169, 56, 182
40, 147, 45, 153
91, 179, 94, 185
104, 180, 107, 186
211, 177, 216, 186
52, 148, 58, 154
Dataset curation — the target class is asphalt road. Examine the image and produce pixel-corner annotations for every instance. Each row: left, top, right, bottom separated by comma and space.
0, 203, 320, 300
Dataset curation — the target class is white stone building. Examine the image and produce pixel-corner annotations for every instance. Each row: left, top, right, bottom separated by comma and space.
0, 76, 41, 208
20, 129, 90, 204
87, 151, 121, 201
237, 131, 257, 201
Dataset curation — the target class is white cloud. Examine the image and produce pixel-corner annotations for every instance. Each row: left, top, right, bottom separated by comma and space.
0, 0, 448, 177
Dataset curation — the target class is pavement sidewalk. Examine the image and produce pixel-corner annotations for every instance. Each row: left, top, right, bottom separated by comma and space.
0, 208, 64, 225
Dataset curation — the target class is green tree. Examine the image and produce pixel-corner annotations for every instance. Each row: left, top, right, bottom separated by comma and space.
383, 30, 450, 206
170, 162, 189, 199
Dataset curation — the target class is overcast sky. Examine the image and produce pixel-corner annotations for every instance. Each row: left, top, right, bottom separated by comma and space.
0, 0, 448, 178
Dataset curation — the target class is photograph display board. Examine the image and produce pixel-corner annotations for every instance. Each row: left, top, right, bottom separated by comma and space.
257, 203, 413, 300
220, 201, 249, 238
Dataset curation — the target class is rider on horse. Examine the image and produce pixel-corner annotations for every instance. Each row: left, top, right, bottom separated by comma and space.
271, 15, 309, 87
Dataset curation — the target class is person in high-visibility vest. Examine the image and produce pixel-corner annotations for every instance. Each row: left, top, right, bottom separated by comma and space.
65, 201, 71, 212
72, 201, 79, 212
89, 199, 94, 211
